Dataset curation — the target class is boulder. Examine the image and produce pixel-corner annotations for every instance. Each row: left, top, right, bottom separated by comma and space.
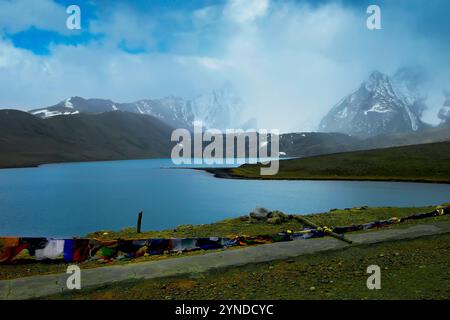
249, 207, 270, 220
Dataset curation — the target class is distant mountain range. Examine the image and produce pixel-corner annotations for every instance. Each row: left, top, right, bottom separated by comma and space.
1, 69, 450, 169
25, 69, 448, 139
1, 107, 450, 169
29, 83, 254, 131
319, 68, 429, 138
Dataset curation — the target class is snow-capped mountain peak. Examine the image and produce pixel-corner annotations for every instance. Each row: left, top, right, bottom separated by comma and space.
319, 69, 427, 137
189, 83, 242, 129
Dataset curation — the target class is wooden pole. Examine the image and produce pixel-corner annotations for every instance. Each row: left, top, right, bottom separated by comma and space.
293, 215, 319, 229
294, 215, 352, 244
137, 211, 143, 233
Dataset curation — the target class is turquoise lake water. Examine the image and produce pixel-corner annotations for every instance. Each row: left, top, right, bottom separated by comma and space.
0, 158, 449, 237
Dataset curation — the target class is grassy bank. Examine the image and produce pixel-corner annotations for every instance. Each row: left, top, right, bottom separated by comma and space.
49, 232, 450, 300
1, 204, 448, 281
207, 141, 450, 183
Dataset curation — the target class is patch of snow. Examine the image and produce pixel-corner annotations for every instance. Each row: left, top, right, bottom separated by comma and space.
364, 103, 392, 115
64, 98, 74, 109
403, 103, 419, 131
32, 109, 62, 118
337, 107, 348, 119
31, 109, 48, 115
32, 108, 79, 118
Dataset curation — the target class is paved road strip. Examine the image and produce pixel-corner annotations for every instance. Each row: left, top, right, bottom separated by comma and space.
1, 221, 449, 300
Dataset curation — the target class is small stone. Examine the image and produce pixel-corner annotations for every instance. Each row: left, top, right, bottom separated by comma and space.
310, 286, 316, 291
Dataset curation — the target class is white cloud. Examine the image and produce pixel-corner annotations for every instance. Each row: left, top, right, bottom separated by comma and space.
193, 5, 222, 25
193, 57, 232, 71
0, 0, 449, 131
217, 2, 367, 131
0, 36, 228, 108
218, 1, 450, 130
225, 0, 269, 24
89, 5, 157, 51
0, 0, 68, 34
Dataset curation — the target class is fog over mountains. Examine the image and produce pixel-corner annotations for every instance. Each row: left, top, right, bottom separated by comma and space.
438, 91, 450, 124
29, 83, 255, 131
25, 67, 449, 139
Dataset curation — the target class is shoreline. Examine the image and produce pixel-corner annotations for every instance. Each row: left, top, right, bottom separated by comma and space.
0, 157, 450, 184
0, 155, 169, 171
2, 158, 450, 186
198, 167, 450, 185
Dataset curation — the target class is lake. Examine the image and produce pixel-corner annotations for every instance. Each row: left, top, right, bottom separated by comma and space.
0, 158, 449, 237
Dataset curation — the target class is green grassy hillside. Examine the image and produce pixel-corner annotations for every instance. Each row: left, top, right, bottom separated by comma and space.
214, 141, 450, 183
0, 110, 174, 168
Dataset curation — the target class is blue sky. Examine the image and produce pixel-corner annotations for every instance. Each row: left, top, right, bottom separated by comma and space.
5, 0, 229, 55
7, 0, 450, 57
0, 0, 449, 131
